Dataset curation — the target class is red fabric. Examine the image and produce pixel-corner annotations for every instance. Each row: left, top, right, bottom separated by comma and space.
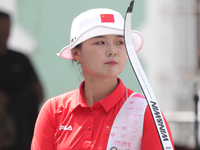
31, 78, 174, 150
142, 106, 175, 150
100, 14, 115, 23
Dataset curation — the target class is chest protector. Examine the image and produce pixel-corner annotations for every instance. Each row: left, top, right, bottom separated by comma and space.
107, 93, 147, 150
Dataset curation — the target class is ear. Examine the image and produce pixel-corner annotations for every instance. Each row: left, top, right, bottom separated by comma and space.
71, 48, 80, 61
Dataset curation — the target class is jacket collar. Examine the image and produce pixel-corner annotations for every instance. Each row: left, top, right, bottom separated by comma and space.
70, 78, 126, 112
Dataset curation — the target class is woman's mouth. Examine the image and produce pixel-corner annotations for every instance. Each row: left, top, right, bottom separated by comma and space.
105, 61, 117, 65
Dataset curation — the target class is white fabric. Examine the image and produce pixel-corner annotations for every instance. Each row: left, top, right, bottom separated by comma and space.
57, 8, 143, 60
107, 93, 147, 150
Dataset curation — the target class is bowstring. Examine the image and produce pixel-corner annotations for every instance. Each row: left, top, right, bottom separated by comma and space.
125, 57, 129, 149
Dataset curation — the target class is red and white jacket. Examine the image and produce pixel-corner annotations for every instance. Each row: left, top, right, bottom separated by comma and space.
31, 78, 174, 150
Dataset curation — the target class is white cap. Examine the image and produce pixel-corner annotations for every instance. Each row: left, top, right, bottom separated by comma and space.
57, 8, 143, 60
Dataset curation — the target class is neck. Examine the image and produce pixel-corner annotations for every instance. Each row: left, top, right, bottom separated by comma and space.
83, 77, 118, 107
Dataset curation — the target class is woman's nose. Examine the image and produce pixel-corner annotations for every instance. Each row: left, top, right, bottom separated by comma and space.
107, 45, 117, 56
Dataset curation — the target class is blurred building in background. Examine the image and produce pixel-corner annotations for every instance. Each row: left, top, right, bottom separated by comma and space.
140, 0, 200, 149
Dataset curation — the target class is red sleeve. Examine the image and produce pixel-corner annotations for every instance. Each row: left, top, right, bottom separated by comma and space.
31, 99, 56, 150
142, 106, 174, 150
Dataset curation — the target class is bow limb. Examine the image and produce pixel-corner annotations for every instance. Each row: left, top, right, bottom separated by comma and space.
124, 1, 174, 150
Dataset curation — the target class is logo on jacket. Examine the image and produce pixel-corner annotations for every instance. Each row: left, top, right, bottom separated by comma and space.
59, 125, 73, 131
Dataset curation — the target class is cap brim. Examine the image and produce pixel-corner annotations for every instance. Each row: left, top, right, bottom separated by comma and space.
57, 27, 143, 60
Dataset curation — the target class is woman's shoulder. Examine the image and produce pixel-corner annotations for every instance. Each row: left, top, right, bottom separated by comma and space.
41, 89, 78, 113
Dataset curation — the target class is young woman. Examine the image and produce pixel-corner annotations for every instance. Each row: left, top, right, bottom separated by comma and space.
31, 8, 174, 150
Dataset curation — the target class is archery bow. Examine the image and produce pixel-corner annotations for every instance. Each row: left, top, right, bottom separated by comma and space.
124, 1, 174, 150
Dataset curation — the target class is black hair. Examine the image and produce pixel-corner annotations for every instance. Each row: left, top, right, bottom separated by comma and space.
75, 43, 82, 50
0, 11, 10, 19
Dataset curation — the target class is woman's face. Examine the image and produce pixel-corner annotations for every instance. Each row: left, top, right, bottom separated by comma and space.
74, 35, 127, 79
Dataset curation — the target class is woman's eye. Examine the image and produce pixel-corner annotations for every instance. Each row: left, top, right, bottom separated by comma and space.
96, 41, 105, 44
116, 41, 124, 45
